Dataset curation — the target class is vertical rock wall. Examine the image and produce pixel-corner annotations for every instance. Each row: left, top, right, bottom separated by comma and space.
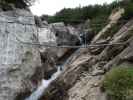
0, 9, 41, 100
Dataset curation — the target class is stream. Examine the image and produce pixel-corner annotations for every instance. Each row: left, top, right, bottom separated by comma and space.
25, 66, 62, 100
25, 46, 82, 100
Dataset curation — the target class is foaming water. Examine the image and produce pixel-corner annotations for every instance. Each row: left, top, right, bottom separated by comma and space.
25, 46, 81, 100
25, 66, 62, 100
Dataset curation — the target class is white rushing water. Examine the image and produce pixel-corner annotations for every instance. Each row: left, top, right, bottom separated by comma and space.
25, 66, 62, 100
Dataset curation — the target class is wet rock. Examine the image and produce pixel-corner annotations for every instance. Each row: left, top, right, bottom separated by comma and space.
40, 50, 93, 99
40, 50, 57, 79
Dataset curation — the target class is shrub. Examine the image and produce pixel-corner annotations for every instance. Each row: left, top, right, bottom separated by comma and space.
123, 3, 133, 20
101, 19, 127, 39
118, 0, 133, 20
46, 4, 113, 25
0, 0, 35, 10
90, 15, 109, 34
103, 66, 133, 100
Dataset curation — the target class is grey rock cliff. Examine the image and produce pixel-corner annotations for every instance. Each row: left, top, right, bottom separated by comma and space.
0, 9, 41, 100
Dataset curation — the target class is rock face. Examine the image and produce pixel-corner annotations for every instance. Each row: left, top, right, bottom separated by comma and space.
92, 8, 125, 43
39, 22, 82, 79
0, 9, 41, 100
38, 25, 56, 45
38, 24, 57, 53
39, 8, 133, 100
51, 22, 80, 46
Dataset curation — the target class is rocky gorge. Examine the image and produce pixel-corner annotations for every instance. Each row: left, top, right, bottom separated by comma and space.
0, 3, 133, 100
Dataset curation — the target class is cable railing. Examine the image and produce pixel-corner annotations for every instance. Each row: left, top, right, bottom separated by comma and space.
14, 24, 131, 48
1, 17, 131, 48
14, 32, 128, 48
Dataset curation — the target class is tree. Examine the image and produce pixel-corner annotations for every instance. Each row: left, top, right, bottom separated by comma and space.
0, 0, 36, 10
46, 3, 113, 24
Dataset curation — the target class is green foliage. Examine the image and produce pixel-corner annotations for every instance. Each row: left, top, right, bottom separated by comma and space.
103, 66, 133, 100
0, 0, 35, 10
41, 1, 121, 34
116, 0, 133, 20
40, 0, 133, 34
44, 1, 121, 24
47, 8, 85, 24
101, 19, 126, 39
90, 15, 109, 34
123, 3, 133, 19
46, 4, 112, 25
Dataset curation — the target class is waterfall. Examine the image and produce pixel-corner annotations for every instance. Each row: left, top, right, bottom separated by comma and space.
25, 47, 80, 100
25, 66, 62, 100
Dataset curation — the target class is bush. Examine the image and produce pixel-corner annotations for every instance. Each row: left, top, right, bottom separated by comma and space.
123, 3, 133, 20
90, 15, 109, 34
101, 19, 127, 39
0, 0, 35, 10
46, 4, 113, 25
103, 66, 133, 100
